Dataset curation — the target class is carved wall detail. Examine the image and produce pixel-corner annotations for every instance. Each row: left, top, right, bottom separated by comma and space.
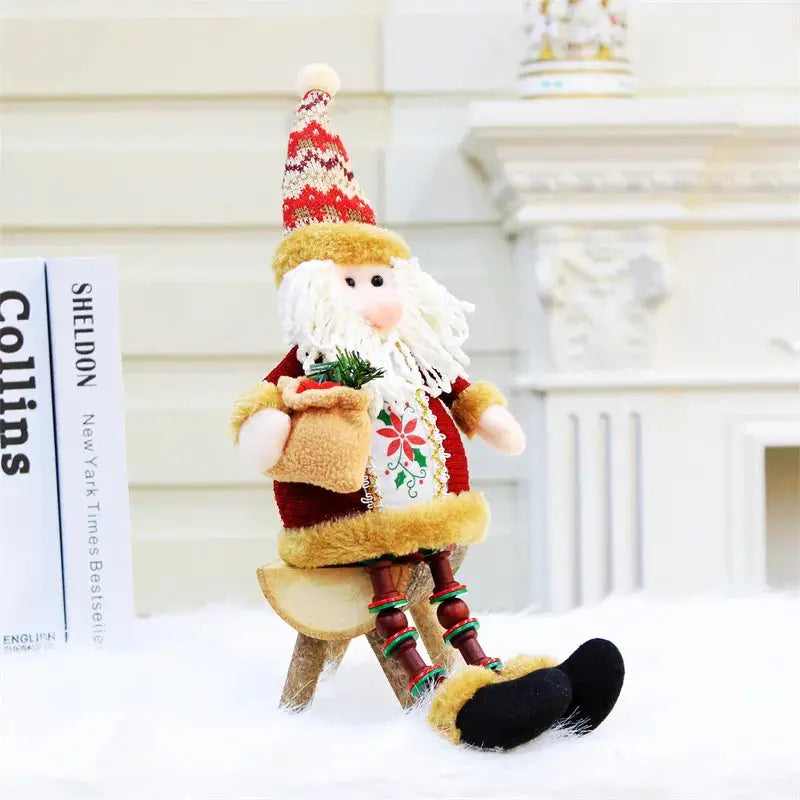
506, 166, 800, 196
534, 226, 669, 370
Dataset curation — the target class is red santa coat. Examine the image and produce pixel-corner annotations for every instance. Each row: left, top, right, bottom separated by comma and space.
253, 347, 504, 568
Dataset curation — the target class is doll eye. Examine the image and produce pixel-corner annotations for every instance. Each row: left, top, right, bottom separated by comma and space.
371, 275, 384, 287
345, 277, 356, 287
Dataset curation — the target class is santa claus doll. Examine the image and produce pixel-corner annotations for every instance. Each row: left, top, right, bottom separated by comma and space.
232, 64, 624, 750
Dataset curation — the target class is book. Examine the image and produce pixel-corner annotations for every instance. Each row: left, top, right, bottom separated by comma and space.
0, 258, 66, 654
46, 257, 134, 647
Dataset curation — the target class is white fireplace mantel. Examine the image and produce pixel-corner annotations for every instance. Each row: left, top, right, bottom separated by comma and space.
464, 95, 800, 378
464, 97, 800, 228
464, 96, 800, 611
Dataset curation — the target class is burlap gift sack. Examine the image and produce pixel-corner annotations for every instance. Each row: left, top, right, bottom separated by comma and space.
267, 375, 371, 493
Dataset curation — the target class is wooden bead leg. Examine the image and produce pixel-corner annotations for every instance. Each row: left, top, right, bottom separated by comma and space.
366, 629, 416, 709
427, 549, 502, 671
409, 600, 455, 672
279, 632, 329, 711
366, 560, 446, 699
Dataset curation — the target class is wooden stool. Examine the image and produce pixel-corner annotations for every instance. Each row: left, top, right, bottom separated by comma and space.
257, 546, 466, 710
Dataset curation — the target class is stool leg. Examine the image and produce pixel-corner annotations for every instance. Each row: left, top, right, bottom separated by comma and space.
279, 632, 328, 711
322, 639, 349, 676
366, 629, 416, 709
409, 600, 455, 672
366, 560, 446, 700
426, 549, 503, 672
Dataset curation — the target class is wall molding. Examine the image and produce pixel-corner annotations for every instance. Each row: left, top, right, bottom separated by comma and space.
515, 372, 800, 393
465, 97, 800, 229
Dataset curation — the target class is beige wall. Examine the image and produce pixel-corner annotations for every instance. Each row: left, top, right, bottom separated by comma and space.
1, 0, 797, 613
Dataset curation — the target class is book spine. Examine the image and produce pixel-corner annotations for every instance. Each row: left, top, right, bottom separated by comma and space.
46, 257, 134, 648
0, 258, 66, 654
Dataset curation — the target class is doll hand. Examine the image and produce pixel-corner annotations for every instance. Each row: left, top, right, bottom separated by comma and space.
237, 407, 291, 473
476, 405, 526, 455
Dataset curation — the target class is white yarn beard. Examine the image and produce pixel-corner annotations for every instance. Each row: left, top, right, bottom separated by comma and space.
276, 258, 474, 411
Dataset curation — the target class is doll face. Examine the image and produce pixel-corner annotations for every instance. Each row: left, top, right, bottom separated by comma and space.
335, 264, 403, 335
277, 256, 473, 408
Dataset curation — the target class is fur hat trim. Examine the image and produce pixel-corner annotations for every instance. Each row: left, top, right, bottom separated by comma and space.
273, 222, 411, 285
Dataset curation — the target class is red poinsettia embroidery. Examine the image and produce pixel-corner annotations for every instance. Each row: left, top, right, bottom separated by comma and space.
377, 411, 426, 461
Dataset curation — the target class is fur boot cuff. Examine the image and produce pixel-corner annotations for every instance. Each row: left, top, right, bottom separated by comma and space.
428, 667, 498, 744
499, 654, 558, 680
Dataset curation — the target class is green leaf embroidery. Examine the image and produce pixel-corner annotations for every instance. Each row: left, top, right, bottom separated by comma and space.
394, 471, 406, 489
413, 449, 427, 468
377, 409, 392, 426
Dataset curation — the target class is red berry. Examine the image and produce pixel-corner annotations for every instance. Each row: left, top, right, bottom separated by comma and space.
297, 378, 342, 393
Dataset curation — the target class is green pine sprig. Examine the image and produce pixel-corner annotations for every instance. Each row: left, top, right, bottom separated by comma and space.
307, 349, 385, 390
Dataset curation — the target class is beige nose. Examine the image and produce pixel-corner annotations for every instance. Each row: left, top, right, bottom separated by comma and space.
364, 302, 403, 332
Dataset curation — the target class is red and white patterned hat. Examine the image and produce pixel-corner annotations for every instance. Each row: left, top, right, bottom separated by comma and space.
272, 64, 410, 285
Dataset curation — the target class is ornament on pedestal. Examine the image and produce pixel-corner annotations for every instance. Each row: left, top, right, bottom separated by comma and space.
521, 0, 634, 98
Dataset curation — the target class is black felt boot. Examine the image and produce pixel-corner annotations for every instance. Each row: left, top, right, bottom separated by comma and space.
455, 667, 572, 750
556, 638, 624, 734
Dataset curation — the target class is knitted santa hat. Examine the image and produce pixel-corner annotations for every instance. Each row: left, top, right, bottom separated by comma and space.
272, 64, 410, 286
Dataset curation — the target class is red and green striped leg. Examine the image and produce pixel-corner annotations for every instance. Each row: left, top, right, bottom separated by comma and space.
366, 560, 446, 698
426, 549, 503, 673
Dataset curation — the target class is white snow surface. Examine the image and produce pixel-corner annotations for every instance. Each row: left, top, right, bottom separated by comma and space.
1, 593, 798, 800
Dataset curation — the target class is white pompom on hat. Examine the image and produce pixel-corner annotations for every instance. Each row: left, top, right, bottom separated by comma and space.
296, 63, 341, 98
